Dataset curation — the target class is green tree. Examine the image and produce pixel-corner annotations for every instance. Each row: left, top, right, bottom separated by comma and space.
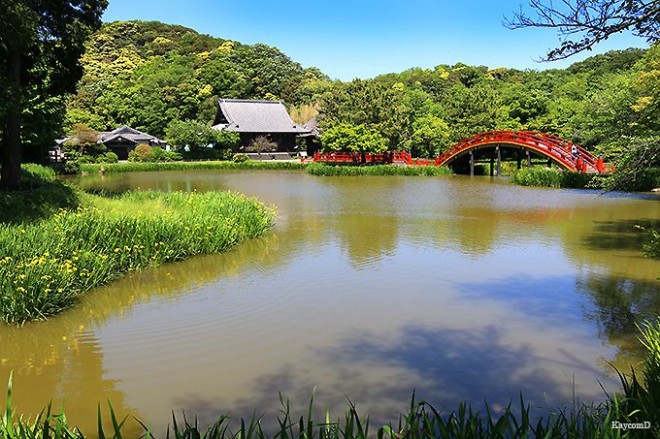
320, 79, 410, 148
320, 123, 388, 161
406, 115, 450, 158
165, 120, 239, 151
0, 0, 108, 190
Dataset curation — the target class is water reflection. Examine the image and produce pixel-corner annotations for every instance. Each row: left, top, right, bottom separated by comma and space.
1, 170, 656, 434
578, 274, 660, 368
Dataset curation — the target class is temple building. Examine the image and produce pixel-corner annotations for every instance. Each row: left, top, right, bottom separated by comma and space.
212, 99, 311, 153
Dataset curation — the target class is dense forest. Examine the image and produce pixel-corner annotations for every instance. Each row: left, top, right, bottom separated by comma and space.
34, 20, 659, 167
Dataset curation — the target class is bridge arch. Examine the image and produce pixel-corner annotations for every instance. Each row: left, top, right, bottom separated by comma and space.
435, 131, 602, 174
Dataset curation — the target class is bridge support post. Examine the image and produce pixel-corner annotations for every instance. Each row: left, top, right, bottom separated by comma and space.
517, 149, 522, 169
469, 150, 474, 176
489, 152, 494, 177
526, 149, 532, 168
496, 146, 501, 177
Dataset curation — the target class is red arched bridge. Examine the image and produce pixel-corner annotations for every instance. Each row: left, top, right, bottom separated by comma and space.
434, 130, 606, 174
309, 130, 608, 174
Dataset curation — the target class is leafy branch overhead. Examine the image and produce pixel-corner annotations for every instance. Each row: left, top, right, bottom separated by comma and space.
506, 0, 660, 60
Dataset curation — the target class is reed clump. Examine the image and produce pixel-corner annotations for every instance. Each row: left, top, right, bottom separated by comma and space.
510, 167, 603, 189
0, 167, 274, 324
305, 163, 453, 177
80, 161, 307, 174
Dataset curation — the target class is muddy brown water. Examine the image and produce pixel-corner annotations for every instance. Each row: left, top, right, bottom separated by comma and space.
2, 170, 659, 435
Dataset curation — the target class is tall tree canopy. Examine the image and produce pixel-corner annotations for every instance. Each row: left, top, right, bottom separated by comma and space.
0, 0, 108, 190
506, 0, 660, 60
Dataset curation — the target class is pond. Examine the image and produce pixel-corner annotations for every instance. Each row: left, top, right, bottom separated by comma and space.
1, 170, 659, 435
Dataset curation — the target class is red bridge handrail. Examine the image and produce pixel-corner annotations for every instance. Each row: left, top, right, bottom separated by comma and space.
434, 130, 604, 173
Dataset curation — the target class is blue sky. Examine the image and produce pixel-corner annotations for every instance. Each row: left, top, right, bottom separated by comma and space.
102, 0, 649, 80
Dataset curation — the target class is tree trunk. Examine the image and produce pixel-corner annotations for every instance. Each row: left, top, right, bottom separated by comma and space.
0, 49, 23, 191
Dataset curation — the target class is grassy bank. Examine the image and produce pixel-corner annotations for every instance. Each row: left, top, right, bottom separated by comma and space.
510, 167, 604, 189
2, 320, 659, 438
306, 163, 453, 176
80, 160, 307, 174
78, 161, 455, 177
0, 167, 274, 324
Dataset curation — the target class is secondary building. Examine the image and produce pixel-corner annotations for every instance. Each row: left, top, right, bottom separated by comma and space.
97, 126, 167, 160
54, 125, 167, 161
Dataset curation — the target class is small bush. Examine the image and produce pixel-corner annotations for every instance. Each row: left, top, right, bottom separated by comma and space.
233, 153, 249, 163
128, 145, 181, 162
76, 154, 97, 164
128, 143, 154, 162
21, 163, 57, 184
1, 165, 80, 223
102, 152, 119, 163
181, 148, 229, 161
62, 161, 81, 175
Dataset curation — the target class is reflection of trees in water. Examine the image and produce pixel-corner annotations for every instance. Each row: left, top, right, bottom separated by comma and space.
327, 178, 405, 268
566, 216, 660, 370
0, 232, 291, 433
334, 214, 399, 268
450, 208, 498, 255
0, 328, 138, 436
577, 273, 660, 368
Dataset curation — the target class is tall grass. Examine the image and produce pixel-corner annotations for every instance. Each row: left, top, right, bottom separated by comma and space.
0, 187, 274, 323
80, 161, 307, 174
306, 164, 453, 177
510, 167, 603, 189
2, 320, 658, 438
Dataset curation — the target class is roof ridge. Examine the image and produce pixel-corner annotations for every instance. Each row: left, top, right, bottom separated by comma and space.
220, 98, 282, 104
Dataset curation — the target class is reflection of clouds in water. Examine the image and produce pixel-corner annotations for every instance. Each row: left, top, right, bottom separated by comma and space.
173, 323, 607, 433
14, 170, 657, 434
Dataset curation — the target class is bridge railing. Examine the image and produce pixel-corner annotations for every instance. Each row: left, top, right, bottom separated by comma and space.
435, 130, 601, 173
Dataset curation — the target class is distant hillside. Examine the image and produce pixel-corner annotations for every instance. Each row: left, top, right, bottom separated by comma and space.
66, 20, 656, 162
66, 20, 330, 136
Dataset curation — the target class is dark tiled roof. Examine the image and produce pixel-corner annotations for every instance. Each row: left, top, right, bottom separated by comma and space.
99, 125, 165, 144
300, 117, 319, 137
213, 99, 311, 134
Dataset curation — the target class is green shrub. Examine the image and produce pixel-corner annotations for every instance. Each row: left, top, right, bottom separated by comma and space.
181, 148, 229, 161
306, 163, 453, 176
128, 145, 182, 163
62, 161, 81, 175
20, 163, 56, 185
102, 152, 119, 163
76, 154, 97, 164
128, 143, 154, 162
233, 153, 249, 163
0, 165, 80, 223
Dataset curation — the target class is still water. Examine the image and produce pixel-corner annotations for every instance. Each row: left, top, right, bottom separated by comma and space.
1, 170, 659, 435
